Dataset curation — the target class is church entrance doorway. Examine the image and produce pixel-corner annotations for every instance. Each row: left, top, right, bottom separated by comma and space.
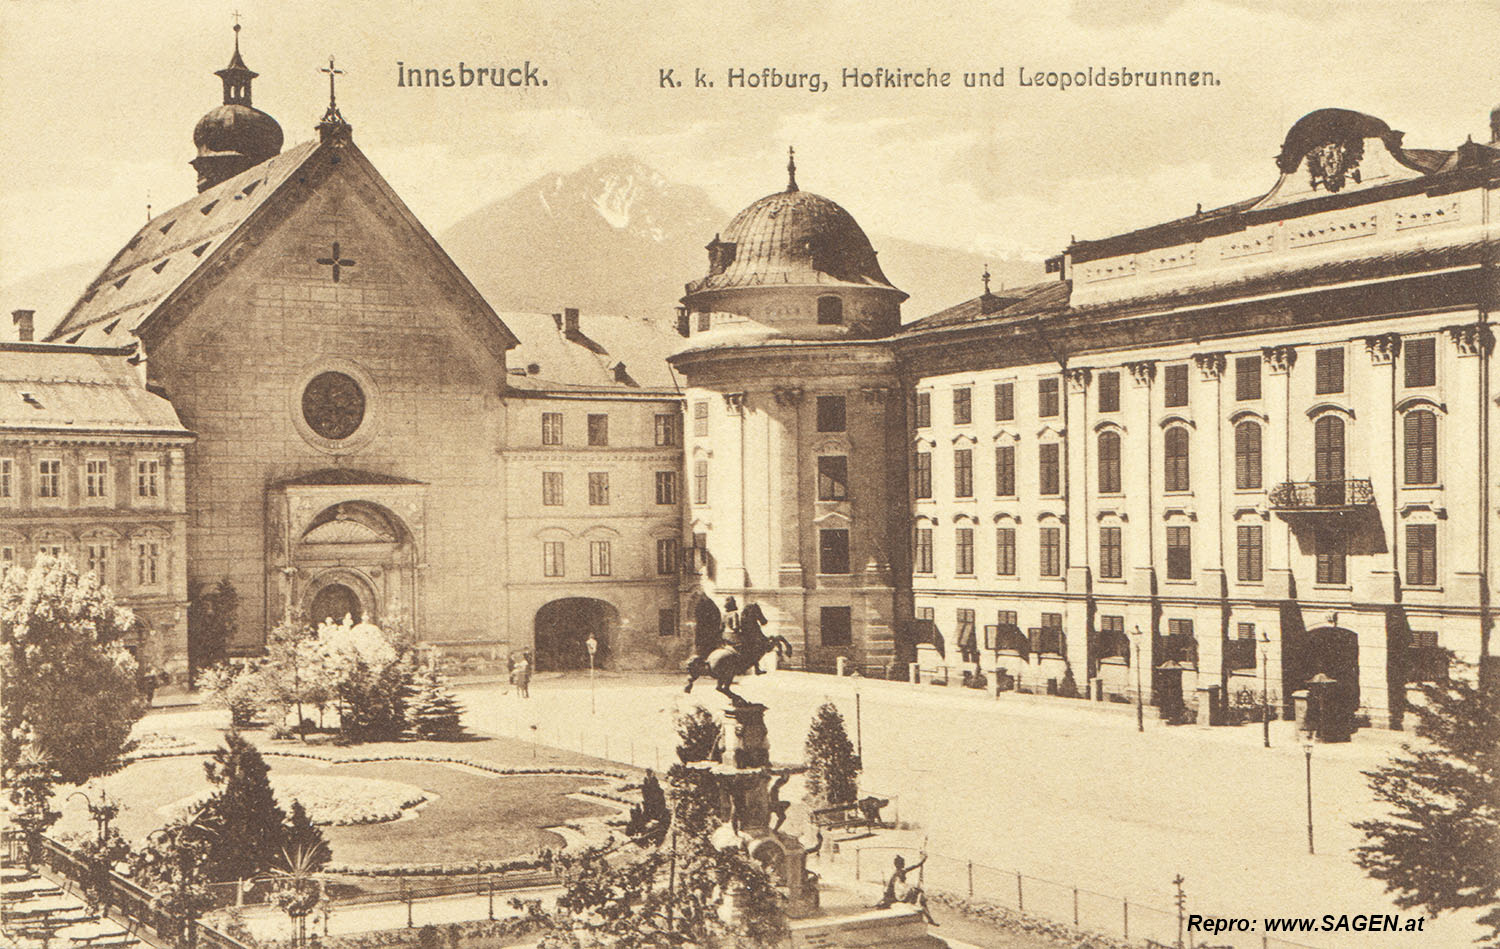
693, 595, 722, 658
534, 598, 619, 672
309, 583, 363, 626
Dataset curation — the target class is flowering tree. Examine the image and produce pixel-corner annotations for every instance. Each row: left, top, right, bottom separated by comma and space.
1, 556, 147, 784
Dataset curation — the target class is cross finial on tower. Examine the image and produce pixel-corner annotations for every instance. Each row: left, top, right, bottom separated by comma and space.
786, 146, 798, 192
982, 265, 991, 295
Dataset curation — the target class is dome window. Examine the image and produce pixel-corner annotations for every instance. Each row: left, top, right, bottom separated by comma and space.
817, 296, 844, 325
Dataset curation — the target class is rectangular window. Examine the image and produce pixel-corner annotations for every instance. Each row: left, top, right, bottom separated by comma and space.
691, 532, 708, 574
991, 610, 1019, 650
86, 543, 110, 583
655, 413, 680, 446
1236, 356, 1262, 401
1166, 526, 1192, 579
1403, 411, 1437, 486
697, 310, 711, 332
0, 547, 14, 565
543, 541, 565, 577
38, 459, 61, 499
816, 395, 846, 432
819, 528, 850, 574
914, 391, 931, 428
955, 527, 974, 575
996, 527, 1016, 576
1038, 377, 1059, 418
1315, 347, 1344, 395
994, 382, 1014, 421
588, 472, 610, 506
693, 401, 709, 437
995, 445, 1015, 496
956, 608, 976, 655
1039, 526, 1061, 577
1098, 371, 1120, 413
694, 460, 708, 504
1407, 630, 1448, 682
542, 412, 563, 445
587, 414, 609, 446
913, 452, 932, 499
1099, 615, 1127, 660
818, 456, 849, 501
1225, 625, 1258, 671
657, 537, 679, 575
136, 459, 159, 499
1237, 524, 1264, 582
1164, 364, 1189, 407
954, 449, 973, 498
914, 527, 933, 573
1406, 524, 1437, 586
542, 471, 564, 506
1315, 531, 1347, 585
589, 540, 612, 577
1099, 526, 1122, 579
1038, 443, 1060, 496
655, 471, 678, 505
0, 459, 11, 498
1404, 338, 1436, 388
820, 606, 852, 647
1036, 613, 1064, 656
85, 459, 109, 500
135, 541, 160, 586
658, 609, 677, 637
952, 387, 972, 425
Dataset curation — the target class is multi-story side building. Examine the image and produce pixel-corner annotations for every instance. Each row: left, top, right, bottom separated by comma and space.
0, 327, 194, 675
678, 107, 1498, 730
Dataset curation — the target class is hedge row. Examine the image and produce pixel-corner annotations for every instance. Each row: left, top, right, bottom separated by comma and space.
929, 892, 1138, 949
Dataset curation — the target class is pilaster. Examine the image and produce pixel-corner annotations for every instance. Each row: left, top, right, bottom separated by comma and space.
1262, 345, 1297, 598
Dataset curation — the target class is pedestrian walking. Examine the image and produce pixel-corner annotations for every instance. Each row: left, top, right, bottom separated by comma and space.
515, 650, 532, 698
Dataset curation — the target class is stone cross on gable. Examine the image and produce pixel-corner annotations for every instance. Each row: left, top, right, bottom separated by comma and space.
316, 241, 355, 282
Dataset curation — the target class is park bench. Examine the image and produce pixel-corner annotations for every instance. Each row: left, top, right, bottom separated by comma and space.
810, 796, 891, 836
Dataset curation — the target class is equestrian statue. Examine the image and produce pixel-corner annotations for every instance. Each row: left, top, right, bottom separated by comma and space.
684, 597, 793, 705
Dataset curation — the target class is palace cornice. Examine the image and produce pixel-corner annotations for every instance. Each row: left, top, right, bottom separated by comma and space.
669, 337, 898, 373
0, 429, 196, 447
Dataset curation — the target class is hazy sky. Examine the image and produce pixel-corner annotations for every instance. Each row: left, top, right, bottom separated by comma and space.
2, 0, 1496, 290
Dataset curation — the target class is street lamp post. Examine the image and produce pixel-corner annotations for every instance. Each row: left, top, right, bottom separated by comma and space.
1303, 739, 1315, 855
586, 635, 598, 715
1130, 626, 1145, 733
1260, 632, 1272, 749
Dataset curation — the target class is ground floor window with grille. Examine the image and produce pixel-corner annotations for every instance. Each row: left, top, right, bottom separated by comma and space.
986, 609, 1019, 650
589, 541, 612, 577
1034, 612, 1064, 656
658, 609, 677, 637
1226, 623, 1257, 671
956, 608, 977, 659
1162, 618, 1197, 665
821, 606, 852, 646
1099, 614, 1127, 661
1406, 629, 1447, 681
543, 541, 565, 577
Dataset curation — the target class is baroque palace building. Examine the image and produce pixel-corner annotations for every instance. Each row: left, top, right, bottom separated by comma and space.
676, 108, 1499, 730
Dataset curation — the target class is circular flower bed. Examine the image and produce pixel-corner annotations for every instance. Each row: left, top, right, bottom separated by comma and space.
160, 774, 428, 826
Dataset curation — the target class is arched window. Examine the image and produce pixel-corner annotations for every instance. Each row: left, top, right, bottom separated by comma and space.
1234, 421, 1262, 490
817, 296, 844, 325
1314, 415, 1346, 506
1097, 431, 1121, 493
1403, 410, 1437, 485
1164, 426, 1190, 492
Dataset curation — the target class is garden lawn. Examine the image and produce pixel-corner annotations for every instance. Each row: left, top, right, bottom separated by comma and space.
58, 753, 616, 867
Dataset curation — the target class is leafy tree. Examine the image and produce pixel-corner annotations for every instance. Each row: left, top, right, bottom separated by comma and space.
195, 730, 289, 881
804, 702, 861, 808
7, 746, 62, 868
198, 662, 263, 727
665, 764, 719, 839
74, 827, 132, 913
314, 618, 417, 741
187, 578, 238, 678
674, 705, 722, 764
1354, 663, 1500, 947
405, 666, 465, 740
0, 555, 148, 784
129, 817, 216, 944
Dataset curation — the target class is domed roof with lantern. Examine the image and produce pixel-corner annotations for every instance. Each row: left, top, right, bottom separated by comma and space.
190, 24, 284, 192
685, 149, 905, 301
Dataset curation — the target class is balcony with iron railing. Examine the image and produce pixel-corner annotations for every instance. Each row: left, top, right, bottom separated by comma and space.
1268, 479, 1375, 512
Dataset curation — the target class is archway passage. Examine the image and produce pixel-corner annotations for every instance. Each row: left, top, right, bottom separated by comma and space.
309, 583, 362, 625
1284, 626, 1360, 727
534, 598, 619, 671
693, 595, 722, 658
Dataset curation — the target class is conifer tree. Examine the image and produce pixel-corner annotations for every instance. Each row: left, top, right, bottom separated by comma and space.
404, 667, 465, 739
281, 800, 331, 872
1354, 663, 1500, 947
194, 731, 288, 882
804, 701, 861, 808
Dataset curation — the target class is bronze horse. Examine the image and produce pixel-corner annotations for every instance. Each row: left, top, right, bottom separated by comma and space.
684, 602, 793, 705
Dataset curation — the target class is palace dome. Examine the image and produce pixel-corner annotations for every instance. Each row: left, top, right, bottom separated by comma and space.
686, 154, 902, 298
193, 103, 284, 163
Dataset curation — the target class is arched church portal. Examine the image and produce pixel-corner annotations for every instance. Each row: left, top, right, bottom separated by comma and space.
293, 501, 414, 629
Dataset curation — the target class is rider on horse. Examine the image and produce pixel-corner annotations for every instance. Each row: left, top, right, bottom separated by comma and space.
684, 596, 790, 704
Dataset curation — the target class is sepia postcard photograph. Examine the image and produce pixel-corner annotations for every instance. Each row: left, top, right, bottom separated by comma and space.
1, 2, 1497, 948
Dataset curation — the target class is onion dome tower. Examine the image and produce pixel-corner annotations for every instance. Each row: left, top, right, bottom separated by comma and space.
190, 24, 284, 192
670, 150, 910, 676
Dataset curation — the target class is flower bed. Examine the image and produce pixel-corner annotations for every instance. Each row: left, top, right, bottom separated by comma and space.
160, 774, 429, 826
